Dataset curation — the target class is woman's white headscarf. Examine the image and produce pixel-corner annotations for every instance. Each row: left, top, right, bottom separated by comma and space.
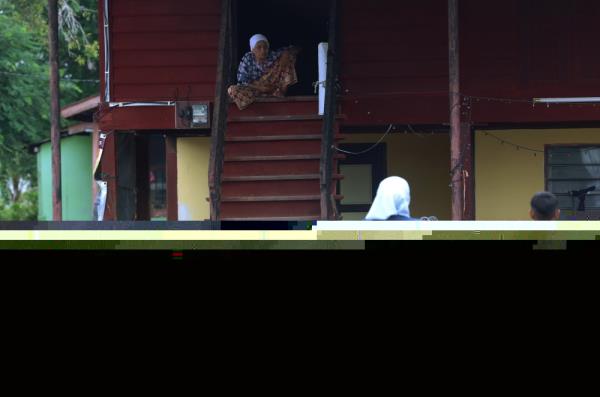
250, 34, 269, 51
365, 176, 412, 220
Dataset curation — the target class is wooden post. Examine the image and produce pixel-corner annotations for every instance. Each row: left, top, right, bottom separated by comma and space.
102, 132, 118, 221
208, 0, 232, 221
461, 122, 475, 220
320, 0, 339, 220
92, 124, 99, 209
135, 134, 150, 220
48, 0, 62, 220
166, 135, 178, 221
448, 0, 463, 220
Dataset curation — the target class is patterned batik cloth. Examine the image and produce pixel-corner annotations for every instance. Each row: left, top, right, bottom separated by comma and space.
227, 51, 298, 110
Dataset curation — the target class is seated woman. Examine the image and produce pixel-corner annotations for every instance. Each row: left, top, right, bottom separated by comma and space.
227, 34, 300, 110
365, 176, 418, 221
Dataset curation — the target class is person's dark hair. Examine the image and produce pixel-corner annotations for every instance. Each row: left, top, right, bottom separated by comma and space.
530, 191, 559, 220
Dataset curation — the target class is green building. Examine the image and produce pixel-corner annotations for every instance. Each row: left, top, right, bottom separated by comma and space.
31, 96, 99, 221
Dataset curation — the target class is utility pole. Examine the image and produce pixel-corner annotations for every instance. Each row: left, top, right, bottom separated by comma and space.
48, 0, 62, 220
448, 0, 463, 220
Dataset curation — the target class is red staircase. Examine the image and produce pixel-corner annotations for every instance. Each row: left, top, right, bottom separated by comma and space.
220, 96, 344, 221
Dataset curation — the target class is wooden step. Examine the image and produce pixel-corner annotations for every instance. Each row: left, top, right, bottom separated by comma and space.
225, 134, 345, 142
228, 99, 319, 118
223, 159, 320, 176
226, 119, 324, 136
220, 201, 321, 219
252, 96, 317, 103
226, 134, 321, 142
224, 140, 322, 158
229, 95, 317, 104
222, 180, 320, 197
221, 195, 321, 202
224, 154, 345, 162
221, 174, 344, 182
220, 216, 318, 221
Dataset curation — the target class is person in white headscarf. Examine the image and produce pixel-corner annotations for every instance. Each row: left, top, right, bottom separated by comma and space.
227, 34, 300, 110
365, 176, 416, 220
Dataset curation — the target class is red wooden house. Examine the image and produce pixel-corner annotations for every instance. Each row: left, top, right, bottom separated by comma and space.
95, 0, 600, 222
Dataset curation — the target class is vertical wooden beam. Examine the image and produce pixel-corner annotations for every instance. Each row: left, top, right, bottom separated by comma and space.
208, 0, 232, 221
166, 135, 178, 221
102, 132, 117, 221
91, 124, 99, 209
320, 0, 339, 220
48, 0, 62, 220
448, 0, 463, 220
135, 134, 150, 220
461, 122, 475, 220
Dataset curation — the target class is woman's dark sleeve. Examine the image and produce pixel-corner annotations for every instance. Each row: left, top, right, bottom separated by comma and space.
237, 53, 251, 85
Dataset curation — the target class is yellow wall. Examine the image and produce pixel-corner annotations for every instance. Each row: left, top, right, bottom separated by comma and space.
475, 128, 600, 220
177, 137, 211, 220
342, 133, 452, 220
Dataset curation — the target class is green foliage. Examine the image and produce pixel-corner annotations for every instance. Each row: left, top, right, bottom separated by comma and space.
0, 4, 50, 188
0, 189, 37, 221
0, 0, 98, 219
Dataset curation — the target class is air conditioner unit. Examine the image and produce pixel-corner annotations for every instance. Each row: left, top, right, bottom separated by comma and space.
175, 101, 211, 129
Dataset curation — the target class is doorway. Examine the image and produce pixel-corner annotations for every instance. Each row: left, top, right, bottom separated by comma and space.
116, 133, 166, 221
236, 0, 330, 96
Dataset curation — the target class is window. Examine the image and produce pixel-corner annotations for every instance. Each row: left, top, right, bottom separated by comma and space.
337, 143, 387, 220
546, 145, 600, 219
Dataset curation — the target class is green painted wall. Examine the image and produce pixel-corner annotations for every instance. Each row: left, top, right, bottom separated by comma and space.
37, 143, 53, 221
37, 135, 92, 220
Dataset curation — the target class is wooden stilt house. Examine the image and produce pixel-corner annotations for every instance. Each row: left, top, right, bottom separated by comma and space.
96, 0, 600, 221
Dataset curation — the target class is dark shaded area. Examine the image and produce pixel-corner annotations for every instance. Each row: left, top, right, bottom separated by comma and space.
237, 0, 330, 95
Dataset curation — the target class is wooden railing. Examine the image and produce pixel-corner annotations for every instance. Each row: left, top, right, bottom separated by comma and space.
208, 0, 233, 221
320, 0, 340, 220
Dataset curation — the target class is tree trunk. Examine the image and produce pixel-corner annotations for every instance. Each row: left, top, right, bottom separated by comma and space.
11, 176, 21, 203
48, 0, 62, 220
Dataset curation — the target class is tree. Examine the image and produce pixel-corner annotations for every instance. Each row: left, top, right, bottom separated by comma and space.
0, 0, 99, 218
0, 2, 51, 204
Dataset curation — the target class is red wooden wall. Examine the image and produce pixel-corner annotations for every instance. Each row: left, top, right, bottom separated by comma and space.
460, 0, 600, 123
109, 0, 220, 102
99, 0, 220, 131
339, 0, 600, 126
99, 0, 600, 130
339, 0, 449, 125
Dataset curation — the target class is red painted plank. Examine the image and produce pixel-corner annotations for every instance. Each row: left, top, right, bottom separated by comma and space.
112, 15, 220, 33
471, 101, 600, 124
340, 96, 449, 125
112, 49, 218, 68
113, 66, 217, 84
342, 60, 448, 79
227, 100, 318, 118
342, 78, 448, 96
112, 0, 220, 16
112, 83, 215, 102
224, 140, 322, 157
225, 120, 324, 136
221, 180, 320, 197
112, 32, 219, 50
220, 201, 321, 219
222, 160, 320, 177
99, 106, 176, 131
